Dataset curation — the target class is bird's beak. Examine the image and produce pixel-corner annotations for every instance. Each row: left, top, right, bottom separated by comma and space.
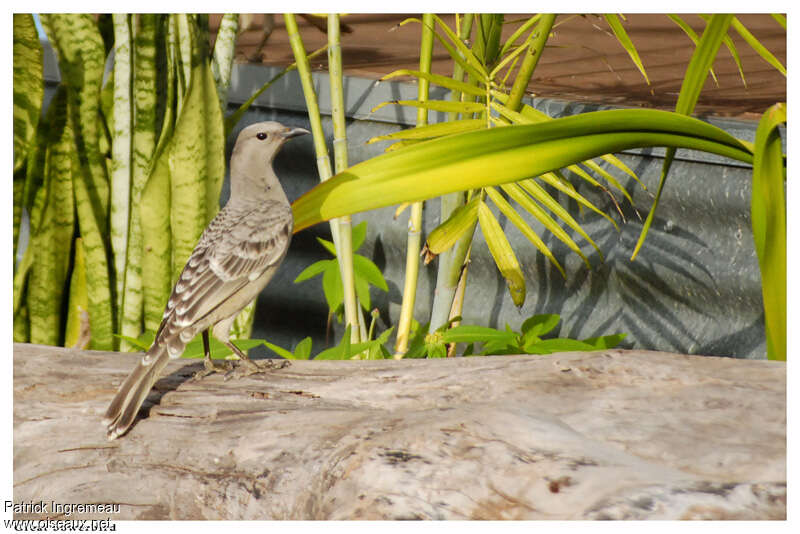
281, 127, 310, 140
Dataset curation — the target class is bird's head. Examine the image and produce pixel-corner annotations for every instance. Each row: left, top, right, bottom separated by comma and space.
233, 121, 310, 164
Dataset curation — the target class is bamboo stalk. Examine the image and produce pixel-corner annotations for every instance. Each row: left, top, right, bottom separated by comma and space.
285, 13, 361, 341
328, 14, 364, 343
394, 13, 434, 357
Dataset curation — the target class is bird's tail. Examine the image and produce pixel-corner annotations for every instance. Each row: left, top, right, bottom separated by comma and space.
103, 344, 171, 440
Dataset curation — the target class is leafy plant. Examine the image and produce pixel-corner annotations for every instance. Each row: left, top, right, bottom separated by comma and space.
402, 314, 625, 358
294, 221, 388, 323
291, 13, 786, 361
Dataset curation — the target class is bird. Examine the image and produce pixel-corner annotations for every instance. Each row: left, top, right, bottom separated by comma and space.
104, 121, 309, 440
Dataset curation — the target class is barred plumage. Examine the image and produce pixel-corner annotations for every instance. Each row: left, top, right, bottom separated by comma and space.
104, 121, 308, 440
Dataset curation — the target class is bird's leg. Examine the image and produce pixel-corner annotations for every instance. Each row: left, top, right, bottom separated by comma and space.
223, 340, 290, 380
193, 330, 233, 380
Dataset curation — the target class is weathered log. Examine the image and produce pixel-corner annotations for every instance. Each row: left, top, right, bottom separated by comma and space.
13, 343, 785, 520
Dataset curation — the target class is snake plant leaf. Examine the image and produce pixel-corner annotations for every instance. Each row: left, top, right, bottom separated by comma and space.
65, 238, 89, 348
603, 14, 650, 84
730, 15, 786, 76
381, 69, 486, 97
169, 60, 226, 276
631, 14, 733, 261
28, 91, 75, 346
368, 119, 485, 145
426, 196, 481, 256
211, 13, 238, 111
485, 186, 566, 278
372, 99, 485, 115
292, 108, 752, 234
13, 13, 44, 174
478, 200, 526, 307
41, 14, 114, 350
751, 103, 786, 361
119, 14, 160, 350
111, 14, 133, 320
40, 14, 110, 218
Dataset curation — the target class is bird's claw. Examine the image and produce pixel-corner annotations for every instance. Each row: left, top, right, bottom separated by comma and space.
223, 358, 291, 381
192, 358, 234, 381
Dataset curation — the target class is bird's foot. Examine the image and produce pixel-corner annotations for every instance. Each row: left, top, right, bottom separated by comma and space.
223, 358, 291, 381
192, 358, 234, 381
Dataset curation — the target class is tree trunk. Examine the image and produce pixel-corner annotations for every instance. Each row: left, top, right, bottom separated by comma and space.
13, 343, 785, 520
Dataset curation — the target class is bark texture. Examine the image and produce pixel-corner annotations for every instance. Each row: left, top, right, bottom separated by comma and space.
13, 343, 785, 520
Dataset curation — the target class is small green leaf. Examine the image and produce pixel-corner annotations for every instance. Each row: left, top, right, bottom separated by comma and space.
294, 337, 313, 359
264, 340, 296, 360
582, 333, 627, 350
354, 274, 371, 311
294, 259, 334, 283
353, 254, 389, 291
524, 338, 596, 355
322, 261, 344, 313
521, 314, 561, 338
316, 236, 338, 256
442, 325, 515, 344
351, 220, 368, 251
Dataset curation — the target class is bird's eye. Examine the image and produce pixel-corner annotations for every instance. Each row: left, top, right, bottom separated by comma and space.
256, 132, 268, 140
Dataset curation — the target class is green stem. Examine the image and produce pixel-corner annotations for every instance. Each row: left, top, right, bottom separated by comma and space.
328, 14, 363, 343
285, 14, 358, 340
428, 14, 481, 334
506, 13, 556, 112
394, 13, 434, 357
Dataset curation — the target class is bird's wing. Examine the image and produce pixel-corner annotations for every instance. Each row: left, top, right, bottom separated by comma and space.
156, 200, 292, 341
